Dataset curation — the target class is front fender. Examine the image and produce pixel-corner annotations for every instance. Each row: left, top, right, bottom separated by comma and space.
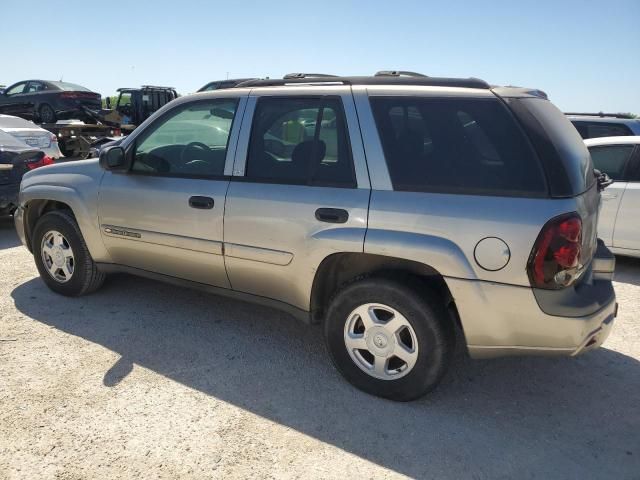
20, 170, 111, 263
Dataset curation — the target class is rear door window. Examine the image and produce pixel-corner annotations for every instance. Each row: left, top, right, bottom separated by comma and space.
370, 97, 546, 196
589, 145, 635, 180
245, 97, 355, 187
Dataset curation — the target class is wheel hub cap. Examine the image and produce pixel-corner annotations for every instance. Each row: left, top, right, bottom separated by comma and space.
53, 247, 65, 267
366, 327, 394, 356
41, 230, 75, 284
343, 303, 419, 381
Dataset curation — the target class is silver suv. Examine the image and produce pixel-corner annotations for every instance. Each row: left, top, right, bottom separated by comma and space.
14, 72, 618, 400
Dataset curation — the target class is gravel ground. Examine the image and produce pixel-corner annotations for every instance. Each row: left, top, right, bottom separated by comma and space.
0, 215, 639, 479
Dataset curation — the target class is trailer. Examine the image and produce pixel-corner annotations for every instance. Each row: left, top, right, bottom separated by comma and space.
40, 120, 122, 159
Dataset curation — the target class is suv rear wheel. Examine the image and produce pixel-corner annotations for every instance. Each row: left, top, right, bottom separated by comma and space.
324, 277, 453, 401
32, 210, 105, 296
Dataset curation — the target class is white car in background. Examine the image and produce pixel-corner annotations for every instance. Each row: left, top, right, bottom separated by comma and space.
0, 114, 63, 159
586, 136, 640, 258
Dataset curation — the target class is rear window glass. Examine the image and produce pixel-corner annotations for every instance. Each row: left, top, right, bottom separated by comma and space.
49, 81, 92, 92
370, 97, 546, 196
572, 121, 633, 139
588, 144, 634, 180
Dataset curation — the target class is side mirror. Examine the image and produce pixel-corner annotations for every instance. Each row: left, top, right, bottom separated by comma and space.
99, 146, 129, 172
105, 97, 111, 109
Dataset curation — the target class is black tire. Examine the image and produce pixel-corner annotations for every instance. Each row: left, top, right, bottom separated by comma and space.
32, 210, 105, 296
39, 104, 56, 124
324, 277, 454, 401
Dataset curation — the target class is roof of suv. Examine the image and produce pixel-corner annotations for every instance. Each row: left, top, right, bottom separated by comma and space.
236, 75, 491, 89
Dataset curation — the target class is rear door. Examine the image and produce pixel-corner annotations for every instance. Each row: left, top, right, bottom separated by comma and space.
611, 146, 640, 252
223, 86, 370, 311
98, 94, 246, 287
588, 144, 636, 247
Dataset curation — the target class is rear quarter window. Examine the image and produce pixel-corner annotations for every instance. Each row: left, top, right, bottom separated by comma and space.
506, 98, 596, 197
370, 97, 547, 196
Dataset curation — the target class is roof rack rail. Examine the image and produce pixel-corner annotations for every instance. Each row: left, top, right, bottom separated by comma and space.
564, 112, 636, 119
375, 70, 428, 78
283, 73, 339, 79
139, 85, 176, 90
234, 75, 490, 90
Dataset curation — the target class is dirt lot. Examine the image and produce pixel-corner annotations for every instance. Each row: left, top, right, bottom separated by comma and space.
0, 216, 638, 480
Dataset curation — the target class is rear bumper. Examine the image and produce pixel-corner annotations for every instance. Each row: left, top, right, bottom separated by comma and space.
447, 243, 617, 358
0, 183, 19, 210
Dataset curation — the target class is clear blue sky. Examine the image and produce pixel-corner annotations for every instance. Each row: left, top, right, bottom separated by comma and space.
2, 0, 639, 113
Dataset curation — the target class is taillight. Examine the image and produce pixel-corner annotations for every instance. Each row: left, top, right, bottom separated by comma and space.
60, 91, 99, 99
27, 155, 55, 170
527, 213, 583, 289
50, 133, 58, 143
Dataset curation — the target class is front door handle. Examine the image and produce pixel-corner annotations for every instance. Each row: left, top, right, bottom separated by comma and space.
315, 208, 349, 224
189, 196, 214, 209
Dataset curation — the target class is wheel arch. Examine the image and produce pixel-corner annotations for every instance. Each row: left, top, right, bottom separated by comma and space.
310, 252, 463, 337
21, 187, 110, 263
24, 198, 76, 252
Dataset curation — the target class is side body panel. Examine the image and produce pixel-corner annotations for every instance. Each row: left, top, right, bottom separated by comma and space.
224, 86, 371, 310
97, 174, 231, 287
96, 94, 248, 288
599, 182, 627, 247
613, 181, 640, 253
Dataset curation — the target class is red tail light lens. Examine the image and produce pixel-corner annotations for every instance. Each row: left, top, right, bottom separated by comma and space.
27, 155, 55, 170
59, 91, 100, 99
528, 213, 583, 289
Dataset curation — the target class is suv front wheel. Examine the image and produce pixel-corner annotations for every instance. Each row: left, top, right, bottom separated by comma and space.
324, 277, 453, 401
32, 210, 105, 296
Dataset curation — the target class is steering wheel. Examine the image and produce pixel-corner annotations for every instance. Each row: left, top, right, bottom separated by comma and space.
180, 141, 211, 165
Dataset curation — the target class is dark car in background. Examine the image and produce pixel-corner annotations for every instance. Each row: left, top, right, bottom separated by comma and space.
0, 130, 51, 215
0, 80, 101, 124
567, 113, 640, 139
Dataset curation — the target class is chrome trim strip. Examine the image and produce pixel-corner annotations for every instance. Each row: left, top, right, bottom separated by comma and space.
224, 242, 293, 266
101, 225, 223, 255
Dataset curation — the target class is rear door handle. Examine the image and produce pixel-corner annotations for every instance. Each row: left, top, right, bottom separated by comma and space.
189, 196, 214, 209
315, 208, 348, 224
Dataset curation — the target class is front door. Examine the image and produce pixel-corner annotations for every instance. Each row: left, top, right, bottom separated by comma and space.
0, 82, 29, 117
223, 89, 371, 311
612, 146, 640, 252
98, 96, 245, 287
